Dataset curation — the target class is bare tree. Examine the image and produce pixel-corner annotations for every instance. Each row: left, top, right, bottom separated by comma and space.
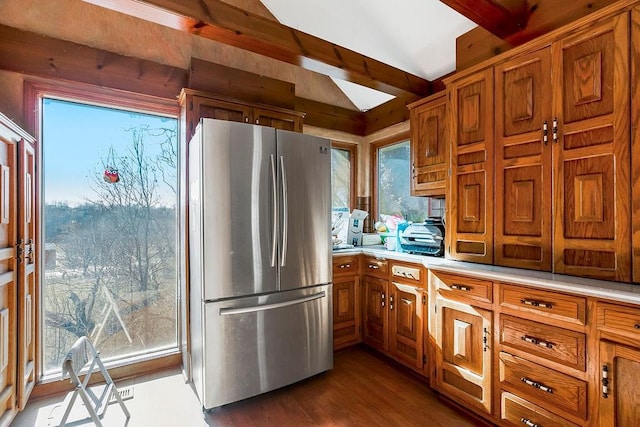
44, 124, 177, 364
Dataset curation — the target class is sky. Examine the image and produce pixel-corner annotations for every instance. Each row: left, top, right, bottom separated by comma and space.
42, 98, 178, 207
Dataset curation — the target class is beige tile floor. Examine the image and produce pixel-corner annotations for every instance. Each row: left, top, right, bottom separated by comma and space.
12, 367, 207, 427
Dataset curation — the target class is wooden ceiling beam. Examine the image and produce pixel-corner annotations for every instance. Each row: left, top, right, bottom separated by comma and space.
441, 0, 529, 39
82, 0, 432, 97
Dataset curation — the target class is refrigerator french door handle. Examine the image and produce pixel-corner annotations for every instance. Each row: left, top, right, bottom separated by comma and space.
218, 291, 326, 316
279, 155, 288, 267
270, 154, 277, 267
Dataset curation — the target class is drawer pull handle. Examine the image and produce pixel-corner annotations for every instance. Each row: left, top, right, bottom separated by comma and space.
521, 335, 554, 349
634, 324, 640, 329
368, 264, 380, 270
520, 418, 539, 427
602, 365, 609, 398
520, 299, 553, 309
451, 284, 471, 292
339, 264, 351, 269
521, 377, 553, 394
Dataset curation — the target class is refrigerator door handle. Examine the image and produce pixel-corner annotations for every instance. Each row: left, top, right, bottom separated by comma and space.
219, 291, 325, 316
279, 155, 288, 267
270, 154, 277, 267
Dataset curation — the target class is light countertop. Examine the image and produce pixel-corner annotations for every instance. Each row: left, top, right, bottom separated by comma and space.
333, 246, 640, 306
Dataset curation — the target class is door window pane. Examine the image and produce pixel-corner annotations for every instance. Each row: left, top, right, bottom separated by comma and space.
41, 98, 178, 375
377, 140, 427, 223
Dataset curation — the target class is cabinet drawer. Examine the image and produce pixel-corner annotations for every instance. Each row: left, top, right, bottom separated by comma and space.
332, 255, 360, 276
363, 256, 388, 277
499, 352, 587, 420
597, 302, 640, 342
390, 262, 425, 287
500, 315, 586, 371
501, 392, 580, 427
500, 284, 586, 326
434, 272, 492, 305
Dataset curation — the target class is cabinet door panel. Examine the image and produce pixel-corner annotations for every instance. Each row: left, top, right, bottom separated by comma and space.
363, 276, 387, 351
0, 127, 17, 422
449, 68, 494, 264
554, 14, 630, 281
17, 139, 36, 410
333, 276, 361, 349
389, 282, 424, 370
599, 340, 640, 426
434, 296, 492, 414
495, 48, 552, 271
410, 94, 448, 197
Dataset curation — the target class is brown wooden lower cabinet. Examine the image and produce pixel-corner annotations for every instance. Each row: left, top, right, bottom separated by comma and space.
332, 276, 361, 350
362, 275, 388, 352
388, 281, 425, 372
596, 302, 640, 425
433, 295, 493, 415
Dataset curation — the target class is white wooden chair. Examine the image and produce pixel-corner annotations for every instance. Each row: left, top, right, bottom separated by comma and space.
59, 336, 131, 426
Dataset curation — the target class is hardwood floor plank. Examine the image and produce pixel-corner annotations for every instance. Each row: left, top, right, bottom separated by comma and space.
204, 346, 477, 426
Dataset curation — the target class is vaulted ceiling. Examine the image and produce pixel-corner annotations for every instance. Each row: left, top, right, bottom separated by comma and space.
0, 0, 619, 136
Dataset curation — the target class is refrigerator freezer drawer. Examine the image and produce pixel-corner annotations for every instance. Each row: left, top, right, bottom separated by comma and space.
193, 284, 333, 409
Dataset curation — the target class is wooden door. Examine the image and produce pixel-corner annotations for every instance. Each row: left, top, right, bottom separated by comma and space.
448, 68, 494, 264
495, 48, 553, 271
253, 108, 303, 133
332, 275, 361, 350
0, 118, 18, 423
434, 296, 492, 414
16, 139, 35, 410
599, 340, 640, 426
409, 93, 448, 197
389, 282, 424, 371
552, 14, 630, 281
362, 275, 388, 352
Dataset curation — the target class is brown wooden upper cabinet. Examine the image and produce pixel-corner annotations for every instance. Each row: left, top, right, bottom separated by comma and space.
409, 93, 448, 197
494, 12, 630, 282
447, 68, 494, 265
179, 89, 304, 141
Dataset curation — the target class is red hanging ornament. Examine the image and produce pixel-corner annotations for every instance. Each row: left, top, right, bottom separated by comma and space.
103, 166, 120, 183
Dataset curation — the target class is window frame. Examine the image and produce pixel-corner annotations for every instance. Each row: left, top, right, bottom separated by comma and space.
370, 131, 410, 224
330, 141, 358, 212
24, 77, 181, 393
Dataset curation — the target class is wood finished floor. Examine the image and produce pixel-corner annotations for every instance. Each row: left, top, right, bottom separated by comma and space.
203, 346, 479, 427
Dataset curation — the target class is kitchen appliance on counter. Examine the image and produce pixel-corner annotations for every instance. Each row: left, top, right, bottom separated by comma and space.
188, 119, 333, 410
398, 217, 445, 256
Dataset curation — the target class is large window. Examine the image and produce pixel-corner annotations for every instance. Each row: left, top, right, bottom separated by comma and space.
41, 97, 179, 376
375, 139, 428, 223
331, 143, 356, 211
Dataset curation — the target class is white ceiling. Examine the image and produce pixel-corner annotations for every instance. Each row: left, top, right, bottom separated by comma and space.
260, 0, 477, 111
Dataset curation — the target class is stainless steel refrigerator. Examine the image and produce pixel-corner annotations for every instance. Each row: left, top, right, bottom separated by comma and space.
188, 118, 333, 410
